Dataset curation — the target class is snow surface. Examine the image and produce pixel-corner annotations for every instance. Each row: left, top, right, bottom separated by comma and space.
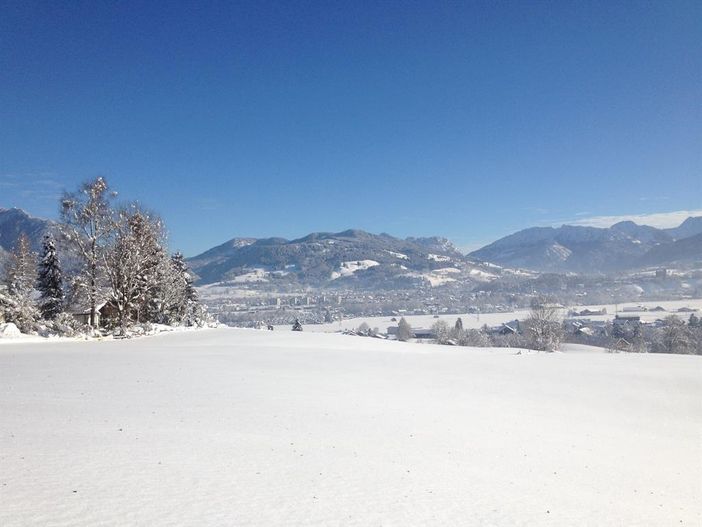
232, 268, 269, 283
384, 250, 408, 260
468, 268, 498, 280
1, 328, 700, 526
330, 260, 380, 280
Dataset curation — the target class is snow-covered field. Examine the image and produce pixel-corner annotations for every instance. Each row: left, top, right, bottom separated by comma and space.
310, 297, 702, 333
1, 328, 700, 526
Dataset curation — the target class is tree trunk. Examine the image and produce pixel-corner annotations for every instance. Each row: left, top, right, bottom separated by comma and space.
89, 236, 98, 328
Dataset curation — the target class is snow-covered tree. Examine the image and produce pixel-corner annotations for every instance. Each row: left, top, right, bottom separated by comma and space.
655, 316, 696, 354
3, 233, 39, 332
524, 298, 563, 351
397, 317, 412, 341
459, 328, 491, 347
432, 320, 451, 344
173, 252, 197, 299
164, 252, 199, 324
104, 206, 165, 330
60, 177, 116, 327
37, 234, 64, 320
0, 285, 13, 324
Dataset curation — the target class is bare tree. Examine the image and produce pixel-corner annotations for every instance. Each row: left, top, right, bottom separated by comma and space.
60, 177, 116, 327
524, 298, 563, 351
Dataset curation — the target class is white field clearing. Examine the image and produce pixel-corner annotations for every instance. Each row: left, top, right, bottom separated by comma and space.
309, 297, 702, 333
1, 328, 700, 526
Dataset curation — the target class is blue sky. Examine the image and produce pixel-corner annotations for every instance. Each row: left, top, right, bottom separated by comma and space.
1, 1, 700, 256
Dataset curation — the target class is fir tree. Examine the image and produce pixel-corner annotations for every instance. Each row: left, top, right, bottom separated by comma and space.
170, 252, 198, 323
455, 317, 464, 331
37, 234, 64, 319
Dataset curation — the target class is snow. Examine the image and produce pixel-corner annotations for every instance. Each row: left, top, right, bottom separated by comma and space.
547, 242, 572, 260
427, 253, 451, 262
312, 297, 702, 334
401, 267, 461, 287
384, 250, 408, 260
0, 322, 21, 338
330, 260, 380, 280
232, 268, 269, 283
1, 328, 700, 526
468, 268, 498, 280
423, 267, 461, 286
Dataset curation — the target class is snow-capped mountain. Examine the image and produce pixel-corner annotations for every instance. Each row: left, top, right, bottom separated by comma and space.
469, 217, 702, 272
0, 208, 55, 268
187, 229, 501, 289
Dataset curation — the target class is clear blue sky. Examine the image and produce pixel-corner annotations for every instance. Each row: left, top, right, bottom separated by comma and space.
1, 0, 700, 256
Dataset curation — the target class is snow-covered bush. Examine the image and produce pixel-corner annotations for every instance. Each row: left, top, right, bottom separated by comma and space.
51, 312, 86, 337
0, 322, 22, 338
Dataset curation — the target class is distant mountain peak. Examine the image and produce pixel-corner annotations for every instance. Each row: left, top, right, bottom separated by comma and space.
470, 216, 702, 272
666, 216, 702, 240
0, 207, 54, 257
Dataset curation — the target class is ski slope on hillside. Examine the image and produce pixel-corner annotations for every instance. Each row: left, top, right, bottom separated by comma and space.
1, 328, 700, 526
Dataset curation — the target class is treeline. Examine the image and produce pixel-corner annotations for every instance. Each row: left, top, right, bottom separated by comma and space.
0, 177, 205, 336
566, 314, 702, 354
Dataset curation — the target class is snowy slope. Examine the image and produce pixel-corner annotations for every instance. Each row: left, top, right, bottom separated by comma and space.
1, 329, 700, 526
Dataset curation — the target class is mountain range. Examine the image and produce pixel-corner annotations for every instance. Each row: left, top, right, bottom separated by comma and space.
2, 206, 701, 284
0, 208, 55, 268
187, 229, 505, 289
468, 217, 702, 273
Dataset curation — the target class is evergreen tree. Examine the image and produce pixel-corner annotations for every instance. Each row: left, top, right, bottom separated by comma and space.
455, 317, 464, 331
37, 234, 64, 319
170, 252, 198, 323
179, 254, 198, 304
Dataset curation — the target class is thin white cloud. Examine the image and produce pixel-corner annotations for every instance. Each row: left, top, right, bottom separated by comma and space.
569, 210, 702, 229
